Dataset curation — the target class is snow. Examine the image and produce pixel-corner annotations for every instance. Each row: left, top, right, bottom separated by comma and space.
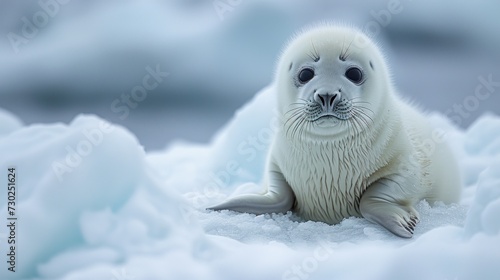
1, 85, 500, 280
0, 109, 23, 136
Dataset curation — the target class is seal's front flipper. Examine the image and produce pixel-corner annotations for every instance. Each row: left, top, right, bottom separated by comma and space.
207, 170, 295, 215
360, 178, 420, 238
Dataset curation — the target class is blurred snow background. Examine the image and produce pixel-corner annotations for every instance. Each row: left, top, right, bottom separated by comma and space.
1, 0, 499, 150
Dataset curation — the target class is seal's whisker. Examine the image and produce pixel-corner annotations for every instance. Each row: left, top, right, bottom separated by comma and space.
351, 104, 374, 120
350, 99, 373, 108
349, 116, 362, 136
352, 111, 371, 131
286, 105, 304, 111
352, 106, 374, 115
285, 108, 304, 119
295, 118, 308, 140
286, 110, 308, 140
353, 108, 374, 125
339, 37, 354, 61
297, 119, 306, 140
290, 118, 300, 139
285, 115, 299, 138
310, 41, 320, 62
350, 100, 372, 107
285, 109, 306, 125
299, 117, 311, 140
351, 103, 374, 115
289, 101, 308, 106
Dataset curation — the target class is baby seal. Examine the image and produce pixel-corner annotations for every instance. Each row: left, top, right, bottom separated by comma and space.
209, 25, 461, 238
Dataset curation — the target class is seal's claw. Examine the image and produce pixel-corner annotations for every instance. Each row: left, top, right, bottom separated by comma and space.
390, 217, 415, 238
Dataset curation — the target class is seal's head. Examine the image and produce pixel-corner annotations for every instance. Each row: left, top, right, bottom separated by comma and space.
276, 25, 393, 140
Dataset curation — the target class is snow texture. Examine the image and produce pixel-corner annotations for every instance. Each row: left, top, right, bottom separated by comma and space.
1, 86, 500, 280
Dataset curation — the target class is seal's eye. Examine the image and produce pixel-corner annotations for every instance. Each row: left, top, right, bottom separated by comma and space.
345, 67, 363, 84
298, 68, 314, 83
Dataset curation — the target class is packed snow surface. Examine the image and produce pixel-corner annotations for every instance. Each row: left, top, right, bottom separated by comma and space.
1, 86, 500, 280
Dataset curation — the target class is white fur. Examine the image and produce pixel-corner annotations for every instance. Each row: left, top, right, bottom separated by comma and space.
211, 25, 461, 238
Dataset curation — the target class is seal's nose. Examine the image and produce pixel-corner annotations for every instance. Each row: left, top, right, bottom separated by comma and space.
314, 91, 340, 111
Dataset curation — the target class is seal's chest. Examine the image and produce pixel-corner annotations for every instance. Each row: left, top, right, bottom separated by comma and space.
280, 145, 368, 224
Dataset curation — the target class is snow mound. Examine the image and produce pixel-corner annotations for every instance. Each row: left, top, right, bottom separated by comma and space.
0, 108, 23, 136
1, 86, 500, 279
464, 115, 500, 236
0, 115, 205, 279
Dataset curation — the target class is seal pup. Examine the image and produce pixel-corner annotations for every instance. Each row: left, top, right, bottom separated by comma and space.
209, 25, 461, 238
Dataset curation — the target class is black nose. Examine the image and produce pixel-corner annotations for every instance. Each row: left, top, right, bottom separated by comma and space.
314, 91, 339, 111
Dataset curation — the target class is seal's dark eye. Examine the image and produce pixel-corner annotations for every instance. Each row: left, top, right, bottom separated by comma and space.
298, 68, 314, 83
345, 67, 363, 84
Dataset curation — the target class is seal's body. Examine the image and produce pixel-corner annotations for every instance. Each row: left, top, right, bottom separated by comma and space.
210, 25, 461, 238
